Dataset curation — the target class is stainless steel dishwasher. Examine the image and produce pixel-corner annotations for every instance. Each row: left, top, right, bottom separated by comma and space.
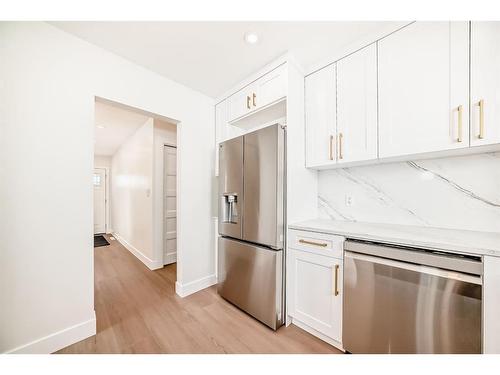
343, 240, 482, 354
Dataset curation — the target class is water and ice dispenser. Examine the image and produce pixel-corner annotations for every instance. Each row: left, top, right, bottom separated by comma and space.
221, 193, 238, 224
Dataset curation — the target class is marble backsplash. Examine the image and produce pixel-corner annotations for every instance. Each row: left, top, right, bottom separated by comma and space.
318, 152, 500, 233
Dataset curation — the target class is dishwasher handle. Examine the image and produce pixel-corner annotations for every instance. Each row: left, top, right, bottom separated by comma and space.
344, 239, 482, 276
345, 251, 482, 285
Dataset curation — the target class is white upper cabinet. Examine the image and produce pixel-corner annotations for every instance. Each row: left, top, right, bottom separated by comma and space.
228, 64, 287, 123
470, 22, 500, 146
305, 44, 378, 168
228, 86, 253, 121
305, 64, 337, 167
254, 64, 287, 109
336, 44, 378, 164
378, 22, 470, 158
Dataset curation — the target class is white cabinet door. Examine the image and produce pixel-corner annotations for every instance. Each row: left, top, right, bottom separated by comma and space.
254, 64, 287, 109
337, 44, 378, 163
378, 22, 469, 158
227, 64, 287, 123
471, 22, 500, 146
228, 86, 253, 122
305, 64, 337, 167
288, 249, 342, 342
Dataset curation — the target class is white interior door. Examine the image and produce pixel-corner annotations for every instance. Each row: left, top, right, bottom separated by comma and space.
93, 168, 106, 234
164, 145, 177, 265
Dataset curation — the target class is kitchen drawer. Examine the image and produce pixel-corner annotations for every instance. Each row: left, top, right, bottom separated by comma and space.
288, 229, 344, 258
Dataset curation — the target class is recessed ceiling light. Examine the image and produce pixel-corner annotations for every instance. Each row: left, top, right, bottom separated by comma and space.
244, 32, 259, 45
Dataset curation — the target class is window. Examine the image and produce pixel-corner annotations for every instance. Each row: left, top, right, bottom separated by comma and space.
93, 173, 101, 187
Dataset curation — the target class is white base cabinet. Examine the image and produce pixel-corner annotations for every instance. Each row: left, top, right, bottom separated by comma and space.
287, 230, 344, 349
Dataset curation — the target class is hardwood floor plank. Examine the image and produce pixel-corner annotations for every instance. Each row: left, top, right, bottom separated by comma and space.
56, 234, 342, 354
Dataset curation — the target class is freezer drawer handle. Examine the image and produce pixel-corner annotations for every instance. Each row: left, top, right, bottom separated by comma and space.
299, 239, 328, 247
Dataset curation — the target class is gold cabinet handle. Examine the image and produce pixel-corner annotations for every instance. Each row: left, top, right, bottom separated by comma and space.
246, 96, 251, 110
329, 135, 334, 160
333, 264, 340, 296
252, 93, 257, 107
299, 239, 328, 247
476, 99, 484, 139
456, 105, 463, 142
338, 132, 344, 160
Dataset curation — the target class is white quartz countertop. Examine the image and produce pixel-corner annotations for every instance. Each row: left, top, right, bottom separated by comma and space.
289, 219, 500, 257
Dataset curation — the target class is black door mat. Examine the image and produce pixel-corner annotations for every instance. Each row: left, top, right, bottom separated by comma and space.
94, 235, 110, 248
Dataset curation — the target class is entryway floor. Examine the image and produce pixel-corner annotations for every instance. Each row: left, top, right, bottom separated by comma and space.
56, 234, 342, 354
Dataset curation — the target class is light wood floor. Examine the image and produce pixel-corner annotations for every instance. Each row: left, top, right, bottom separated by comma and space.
57, 234, 342, 354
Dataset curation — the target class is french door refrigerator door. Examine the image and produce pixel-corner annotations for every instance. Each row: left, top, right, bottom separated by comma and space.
243, 124, 285, 249
218, 136, 244, 240
217, 237, 284, 330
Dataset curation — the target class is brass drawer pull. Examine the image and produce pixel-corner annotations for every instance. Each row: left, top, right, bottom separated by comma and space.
456, 105, 463, 142
329, 135, 334, 160
338, 132, 344, 160
246, 96, 251, 110
477, 99, 484, 139
334, 264, 340, 296
252, 92, 257, 107
299, 239, 328, 247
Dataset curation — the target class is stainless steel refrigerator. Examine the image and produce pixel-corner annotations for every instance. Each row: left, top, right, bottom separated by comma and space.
217, 123, 285, 330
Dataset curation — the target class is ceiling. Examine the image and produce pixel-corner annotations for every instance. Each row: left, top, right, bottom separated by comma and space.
51, 21, 403, 98
94, 100, 150, 156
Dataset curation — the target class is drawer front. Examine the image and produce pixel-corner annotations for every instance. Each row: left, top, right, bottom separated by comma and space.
288, 229, 344, 258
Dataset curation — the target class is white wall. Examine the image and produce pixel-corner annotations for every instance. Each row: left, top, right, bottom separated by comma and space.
94, 155, 111, 169
111, 119, 155, 267
153, 119, 177, 265
0, 22, 215, 353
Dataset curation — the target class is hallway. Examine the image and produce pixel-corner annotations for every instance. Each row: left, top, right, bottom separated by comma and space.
57, 235, 342, 354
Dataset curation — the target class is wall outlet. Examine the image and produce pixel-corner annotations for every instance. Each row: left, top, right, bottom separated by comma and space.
345, 195, 353, 206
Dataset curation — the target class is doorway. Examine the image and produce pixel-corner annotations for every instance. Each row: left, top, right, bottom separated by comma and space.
163, 144, 177, 265
93, 167, 107, 234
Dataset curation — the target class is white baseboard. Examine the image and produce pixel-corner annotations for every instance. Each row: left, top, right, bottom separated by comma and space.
291, 318, 345, 352
163, 252, 177, 265
5, 311, 96, 354
175, 274, 217, 298
113, 232, 163, 270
